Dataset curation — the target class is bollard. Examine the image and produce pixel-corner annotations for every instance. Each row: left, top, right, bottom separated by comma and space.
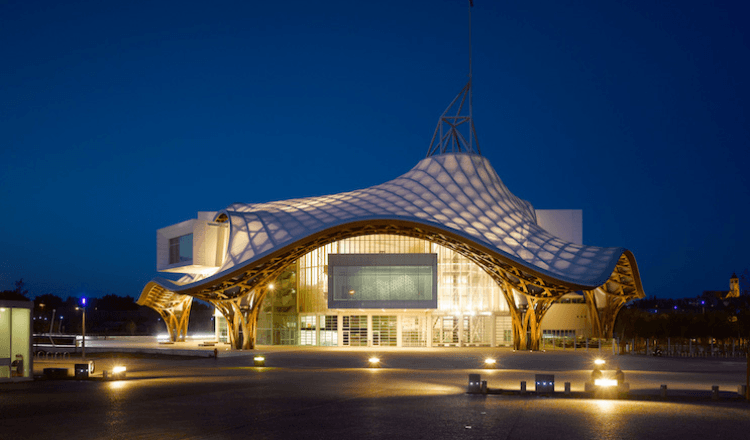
520, 381, 527, 394
481, 380, 487, 394
660, 385, 667, 398
565, 382, 571, 395
214, 348, 218, 359
468, 374, 481, 393
738, 385, 747, 397
712, 385, 719, 400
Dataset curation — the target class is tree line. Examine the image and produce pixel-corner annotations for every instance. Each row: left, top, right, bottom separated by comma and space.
614, 293, 750, 354
1, 279, 214, 336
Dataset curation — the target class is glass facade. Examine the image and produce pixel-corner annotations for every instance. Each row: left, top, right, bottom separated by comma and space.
218, 234, 514, 347
329, 253, 437, 308
0, 304, 32, 380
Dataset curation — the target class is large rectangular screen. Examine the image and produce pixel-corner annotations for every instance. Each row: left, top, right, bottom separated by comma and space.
328, 253, 437, 309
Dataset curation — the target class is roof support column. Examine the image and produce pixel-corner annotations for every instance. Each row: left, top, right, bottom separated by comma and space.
585, 288, 629, 340
523, 297, 555, 351
498, 279, 559, 351
499, 281, 526, 350
155, 295, 193, 342
599, 291, 628, 340
212, 301, 240, 349
583, 290, 603, 340
211, 285, 274, 350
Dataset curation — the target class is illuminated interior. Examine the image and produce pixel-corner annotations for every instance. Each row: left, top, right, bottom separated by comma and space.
139, 151, 644, 350
233, 234, 515, 347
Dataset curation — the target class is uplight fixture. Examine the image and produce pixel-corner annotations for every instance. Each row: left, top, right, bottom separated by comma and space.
594, 378, 618, 387
111, 365, 127, 379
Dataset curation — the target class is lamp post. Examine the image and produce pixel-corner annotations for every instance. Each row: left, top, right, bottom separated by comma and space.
81, 298, 86, 359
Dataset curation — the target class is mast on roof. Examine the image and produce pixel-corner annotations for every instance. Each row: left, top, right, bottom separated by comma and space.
426, 1, 481, 157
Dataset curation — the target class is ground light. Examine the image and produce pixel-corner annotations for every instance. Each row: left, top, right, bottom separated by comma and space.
484, 358, 496, 368
254, 356, 266, 367
368, 357, 380, 368
595, 378, 618, 387
594, 358, 606, 366
111, 365, 126, 380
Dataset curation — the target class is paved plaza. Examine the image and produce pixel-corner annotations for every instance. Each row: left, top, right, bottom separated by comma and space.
2, 346, 748, 439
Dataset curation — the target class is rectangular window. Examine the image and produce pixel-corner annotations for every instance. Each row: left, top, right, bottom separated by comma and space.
402, 315, 426, 347
169, 238, 179, 264
320, 315, 338, 346
328, 254, 437, 309
372, 316, 397, 346
169, 234, 193, 264
300, 315, 316, 346
342, 315, 367, 347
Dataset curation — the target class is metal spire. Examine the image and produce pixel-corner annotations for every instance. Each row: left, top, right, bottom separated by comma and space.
426, 0, 481, 157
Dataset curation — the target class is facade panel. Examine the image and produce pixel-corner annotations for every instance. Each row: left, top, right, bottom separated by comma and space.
328, 253, 437, 309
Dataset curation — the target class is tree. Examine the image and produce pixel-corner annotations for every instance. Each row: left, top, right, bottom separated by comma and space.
14, 279, 29, 297
740, 269, 750, 296
34, 294, 64, 310
0, 279, 30, 301
96, 294, 139, 311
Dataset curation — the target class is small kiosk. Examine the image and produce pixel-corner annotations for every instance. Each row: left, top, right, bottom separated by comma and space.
0, 299, 33, 382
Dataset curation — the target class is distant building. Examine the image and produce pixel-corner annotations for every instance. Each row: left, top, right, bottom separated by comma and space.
702, 273, 741, 300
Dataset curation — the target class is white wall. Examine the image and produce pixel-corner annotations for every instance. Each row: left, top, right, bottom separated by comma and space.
156, 217, 228, 274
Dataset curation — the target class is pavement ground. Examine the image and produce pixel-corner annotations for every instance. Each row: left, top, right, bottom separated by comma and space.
2, 346, 748, 439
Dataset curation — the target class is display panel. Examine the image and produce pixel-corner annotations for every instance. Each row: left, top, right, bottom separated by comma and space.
328, 253, 437, 309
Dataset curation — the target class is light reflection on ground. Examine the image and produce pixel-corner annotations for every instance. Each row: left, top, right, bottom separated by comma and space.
4, 350, 748, 439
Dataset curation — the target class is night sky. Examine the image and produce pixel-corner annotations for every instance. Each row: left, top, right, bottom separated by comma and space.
1, 0, 748, 301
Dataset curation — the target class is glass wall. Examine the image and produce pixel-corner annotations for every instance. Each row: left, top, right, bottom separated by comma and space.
0, 307, 9, 379
402, 315, 428, 347
257, 265, 298, 345
342, 315, 367, 346
11, 308, 30, 378
0, 304, 32, 380
372, 315, 398, 346
297, 234, 507, 315
249, 233, 511, 347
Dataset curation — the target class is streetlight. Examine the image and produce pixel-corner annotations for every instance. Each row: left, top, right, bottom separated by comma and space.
81, 298, 86, 358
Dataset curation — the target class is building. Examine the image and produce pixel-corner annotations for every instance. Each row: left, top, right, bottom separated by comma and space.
137, 83, 645, 350
703, 272, 741, 300
0, 298, 33, 381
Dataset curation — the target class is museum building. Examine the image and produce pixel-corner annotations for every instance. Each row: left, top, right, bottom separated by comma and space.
138, 85, 645, 351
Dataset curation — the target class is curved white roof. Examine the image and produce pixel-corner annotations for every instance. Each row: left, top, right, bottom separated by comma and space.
146, 153, 640, 298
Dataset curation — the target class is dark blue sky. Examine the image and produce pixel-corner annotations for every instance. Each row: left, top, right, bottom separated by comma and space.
1, 0, 748, 300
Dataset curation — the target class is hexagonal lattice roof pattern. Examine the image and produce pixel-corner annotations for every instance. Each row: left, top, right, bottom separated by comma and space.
145, 153, 636, 298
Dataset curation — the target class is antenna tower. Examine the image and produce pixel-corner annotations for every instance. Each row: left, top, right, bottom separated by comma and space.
426, 1, 481, 157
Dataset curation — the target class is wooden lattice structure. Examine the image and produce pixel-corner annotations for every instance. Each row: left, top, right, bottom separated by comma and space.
139, 218, 644, 350
137, 284, 192, 342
